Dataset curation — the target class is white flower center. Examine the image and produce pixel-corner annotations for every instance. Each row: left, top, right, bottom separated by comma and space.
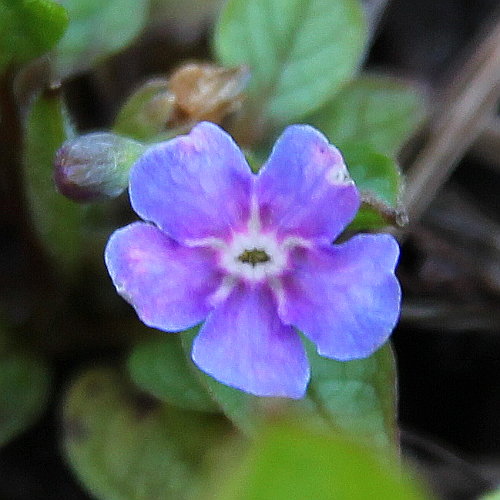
185, 195, 310, 306
221, 229, 288, 281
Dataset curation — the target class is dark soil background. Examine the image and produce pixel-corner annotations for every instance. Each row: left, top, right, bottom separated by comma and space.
0, 0, 499, 499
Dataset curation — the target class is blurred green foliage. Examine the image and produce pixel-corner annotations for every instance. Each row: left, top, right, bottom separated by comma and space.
128, 334, 218, 413
305, 341, 397, 450
23, 92, 88, 275
63, 367, 228, 500
0, 0, 68, 71
201, 422, 430, 500
480, 490, 500, 500
0, 351, 50, 446
53, 0, 149, 80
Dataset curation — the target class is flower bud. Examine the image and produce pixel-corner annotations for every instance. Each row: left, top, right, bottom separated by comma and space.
54, 133, 145, 202
112, 64, 250, 143
167, 62, 250, 126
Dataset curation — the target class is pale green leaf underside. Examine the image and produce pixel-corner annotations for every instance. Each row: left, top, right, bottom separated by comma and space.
54, 0, 149, 80
310, 74, 425, 155
215, 0, 366, 123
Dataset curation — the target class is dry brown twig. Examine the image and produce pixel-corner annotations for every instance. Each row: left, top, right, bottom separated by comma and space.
471, 117, 500, 169
402, 10, 500, 226
362, 0, 391, 38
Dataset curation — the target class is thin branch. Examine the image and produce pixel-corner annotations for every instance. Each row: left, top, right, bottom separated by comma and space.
402, 11, 500, 225
470, 117, 500, 169
362, 0, 391, 39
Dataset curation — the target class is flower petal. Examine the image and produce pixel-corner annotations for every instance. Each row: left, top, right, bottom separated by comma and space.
256, 124, 360, 242
192, 284, 309, 398
105, 222, 222, 331
278, 234, 401, 360
129, 122, 253, 243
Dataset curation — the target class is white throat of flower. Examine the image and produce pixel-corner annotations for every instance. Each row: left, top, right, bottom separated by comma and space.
220, 196, 290, 282
186, 195, 309, 306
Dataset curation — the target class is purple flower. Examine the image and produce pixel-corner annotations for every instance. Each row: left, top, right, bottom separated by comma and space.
105, 122, 401, 399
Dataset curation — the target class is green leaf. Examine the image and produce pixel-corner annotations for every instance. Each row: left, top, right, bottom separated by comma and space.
203, 423, 429, 500
480, 490, 500, 500
0, 323, 8, 355
181, 330, 397, 450
62, 367, 229, 500
113, 79, 174, 142
0, 352, 51, 446
215, 0, 366, 124
54, 0, 149, 80
188, 367, 261, 434
182, 320, 349, 439
182, 357, 327, 437
127, 335, 219, 413
0, 0, 68, 72
306, 342, 397, 450
309, 75, 425, 156
341, 143, 403, 230
23, 91, 87, 274
344, 145, 400, 205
